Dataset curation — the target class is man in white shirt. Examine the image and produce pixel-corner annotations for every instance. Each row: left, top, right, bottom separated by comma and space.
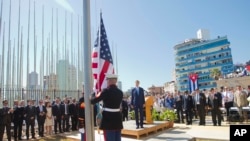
222, 86, 234, 121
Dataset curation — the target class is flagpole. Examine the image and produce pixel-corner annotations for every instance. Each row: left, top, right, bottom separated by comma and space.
26, 0, 30, 100
77, 15, 80, 90
0, 0, 3, 38
34, 0, 36, 74
83, 0, 95, 140
1, 22, 5, 91
41, 5, 44, 91
51, 8, 54, 74
17, 0, 21, 89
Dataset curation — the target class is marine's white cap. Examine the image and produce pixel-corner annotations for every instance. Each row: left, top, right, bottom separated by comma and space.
105, 73, 118, 79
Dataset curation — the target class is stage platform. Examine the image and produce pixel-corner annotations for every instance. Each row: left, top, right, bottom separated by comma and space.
65, 120, 173, 140
121, 120, 171, 139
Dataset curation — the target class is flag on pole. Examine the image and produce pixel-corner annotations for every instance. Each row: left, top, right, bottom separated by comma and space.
189, 73, 198, 92
92, 13, 114, 92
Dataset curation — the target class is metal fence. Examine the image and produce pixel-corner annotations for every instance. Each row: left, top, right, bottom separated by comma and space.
0, 88, 82, 107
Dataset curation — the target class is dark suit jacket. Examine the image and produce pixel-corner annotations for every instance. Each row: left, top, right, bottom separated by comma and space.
69, 103, 78, 116
208, 92, 222, 109
199, 92, 207, 108
36, 105, 47, 121
24, 105, 36, 122
183, 94, 194, 110
122, 100, 129, 112
0, 107, 12, 125
52, 104, 63, 118
13, 106, 20, 123
131, 87, 145, 107
174, 95, 183, 110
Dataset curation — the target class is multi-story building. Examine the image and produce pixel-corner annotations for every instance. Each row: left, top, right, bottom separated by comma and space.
57, 60, 69, 91
163, 81, 176, 93
28, 71, 38, 89
174, 29, 234, 92
148, 85, 164, 96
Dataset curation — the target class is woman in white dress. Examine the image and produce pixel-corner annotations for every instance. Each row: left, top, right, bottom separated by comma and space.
44, 101, 53, 135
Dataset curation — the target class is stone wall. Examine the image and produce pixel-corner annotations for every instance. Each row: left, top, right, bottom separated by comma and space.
216, 76, 250, 89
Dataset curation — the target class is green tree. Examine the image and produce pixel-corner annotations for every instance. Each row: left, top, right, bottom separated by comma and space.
210, 68, 221, 80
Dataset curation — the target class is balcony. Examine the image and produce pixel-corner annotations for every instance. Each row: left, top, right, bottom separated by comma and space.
177, 61, 233, 73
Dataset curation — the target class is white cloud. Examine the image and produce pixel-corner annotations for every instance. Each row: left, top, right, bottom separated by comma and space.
54, 0, 74, 13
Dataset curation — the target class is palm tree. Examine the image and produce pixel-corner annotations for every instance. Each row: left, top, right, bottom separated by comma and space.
210, 68, 221, 80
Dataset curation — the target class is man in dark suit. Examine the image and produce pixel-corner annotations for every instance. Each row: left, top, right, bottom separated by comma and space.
62, 98, 70, 132
52, 97, 63, 134
36, 99, 47, 137
16, 100, 25, 140
194, 88, 207, 125
122, 98, 129, 121
131, 80, 145, 129
13, 100, 20, 141
183, 91, 194, 125
174, 91, 184, 123
69, 98, 78, 131
0, 100, 14, 141
24, 100, 37, 139
208, 88, 222, 126
78, 92, 86, 141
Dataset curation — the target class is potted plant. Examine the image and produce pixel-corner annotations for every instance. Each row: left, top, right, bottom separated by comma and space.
164, 109, 177, 128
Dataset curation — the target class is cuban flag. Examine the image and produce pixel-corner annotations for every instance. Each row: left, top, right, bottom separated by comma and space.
189, 73, 198, 92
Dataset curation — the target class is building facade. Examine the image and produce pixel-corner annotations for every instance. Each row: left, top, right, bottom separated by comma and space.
174, 30, 234, 92
163, 81, 176, 93
147, 85, 164, 96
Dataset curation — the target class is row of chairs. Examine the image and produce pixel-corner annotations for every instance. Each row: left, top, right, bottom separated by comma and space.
220, 107, 250, 123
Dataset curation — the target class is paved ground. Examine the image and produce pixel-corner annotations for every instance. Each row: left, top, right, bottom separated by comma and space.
3, 116, 249, 141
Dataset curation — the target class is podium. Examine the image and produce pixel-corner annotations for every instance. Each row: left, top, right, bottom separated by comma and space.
144, 96, 154, 124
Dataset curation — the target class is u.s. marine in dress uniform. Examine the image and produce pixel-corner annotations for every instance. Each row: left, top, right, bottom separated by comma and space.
90, 74, 123, 141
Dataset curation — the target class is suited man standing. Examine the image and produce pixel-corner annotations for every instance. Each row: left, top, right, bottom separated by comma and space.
16, 100, 25, 140
208, 88, 222, 126
36, 99, 47, 137
131, 80, 145, 129
234, 85, 248, 119
122, 98, 129, 121
174, 91, 184, 123
12, 100, 19, 141
194, 88, 207, 126
24, 100, 37, 139
52, 97, 63, 134
62, 98, 70, 132
69, 98, 78, 131
0, 100, 14, 141
183, 91, 194, 125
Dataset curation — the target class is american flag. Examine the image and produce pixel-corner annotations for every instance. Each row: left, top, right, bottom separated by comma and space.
92, 14, 114, 92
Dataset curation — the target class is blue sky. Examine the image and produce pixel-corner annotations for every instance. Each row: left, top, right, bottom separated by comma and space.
1, 0, 250, 91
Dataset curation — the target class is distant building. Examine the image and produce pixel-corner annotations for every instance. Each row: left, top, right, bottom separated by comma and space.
174, 29, 234, 92
57, 60, 69, 91
197, 29, 210, 40
43, 73, 57, 90
148, 85, 164, 96
28, 71, 38, 89
163, 81, 176, 93
68, 65, 77, 90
